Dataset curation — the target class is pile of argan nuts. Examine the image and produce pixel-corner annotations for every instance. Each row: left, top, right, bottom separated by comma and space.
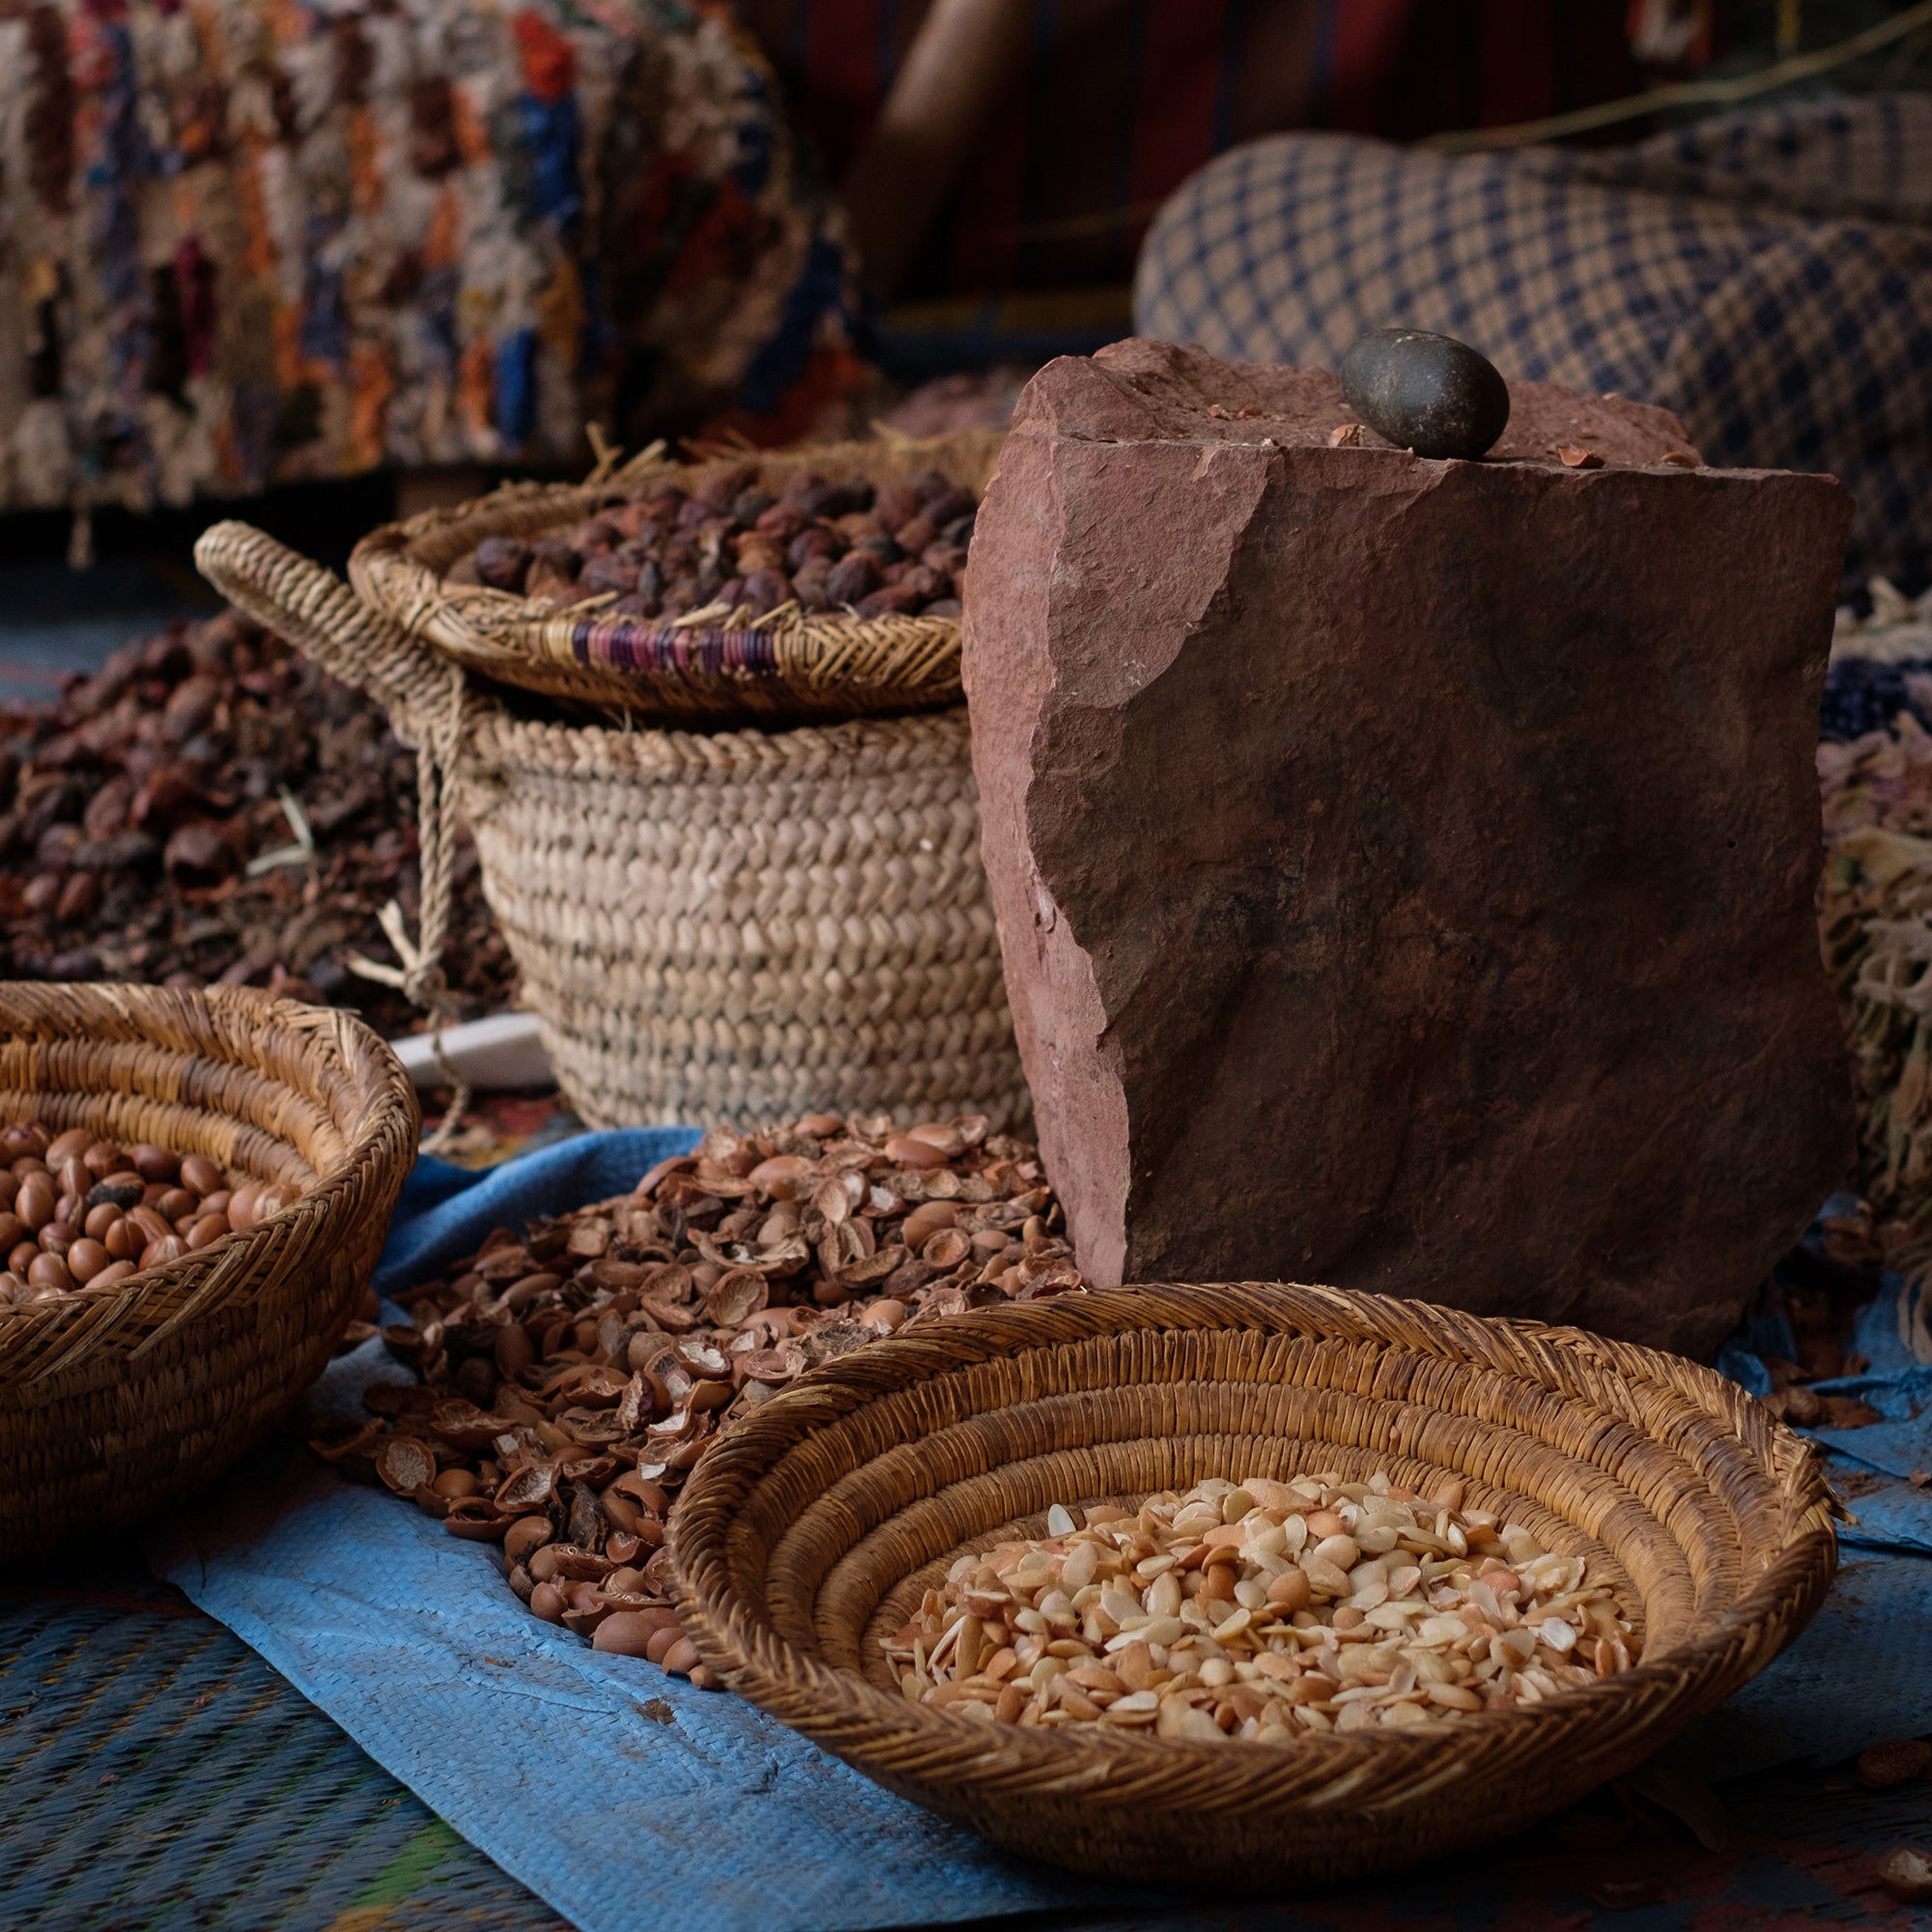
887, 1473, 1639, 1741
453, 465, 976, 622
315, 1115, 1083, 1686
0, 1121, 297, 1305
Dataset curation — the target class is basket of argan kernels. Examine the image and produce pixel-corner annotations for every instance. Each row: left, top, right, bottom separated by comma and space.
668, 1281, 1836, 1890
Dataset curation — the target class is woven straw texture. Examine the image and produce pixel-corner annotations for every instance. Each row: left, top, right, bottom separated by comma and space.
0, 985, 418, 1558
194, 523, 1026, 1133
669, 1281, 1837, 1890
348, 432, 1007, 724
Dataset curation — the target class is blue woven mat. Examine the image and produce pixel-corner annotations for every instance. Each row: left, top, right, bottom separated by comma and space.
0, 1574, 567, 1931
4, 1567, 1927, 1931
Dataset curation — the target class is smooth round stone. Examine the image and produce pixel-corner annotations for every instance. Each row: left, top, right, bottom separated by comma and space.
1339, 328, 1511, 461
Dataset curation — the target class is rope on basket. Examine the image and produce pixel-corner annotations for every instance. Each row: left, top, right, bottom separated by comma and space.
341, 659, 474, 1153
195, 522, 484, 1153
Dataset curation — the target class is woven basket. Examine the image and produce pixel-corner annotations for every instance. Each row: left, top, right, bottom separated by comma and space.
669, 1281, 1835, 1890
194, 524, 1026, 1131
0, 984, 418, 1557
347, 431, 1006, 724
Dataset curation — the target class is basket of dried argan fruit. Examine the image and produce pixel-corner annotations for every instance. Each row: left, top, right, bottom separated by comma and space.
195, 499, 1027, 1131
668, 1281, 1837, 1889
342, 430, 1004, 724
0, 983, 417, 1556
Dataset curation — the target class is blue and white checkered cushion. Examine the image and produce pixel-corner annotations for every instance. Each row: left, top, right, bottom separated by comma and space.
1135, 97, 1932, 586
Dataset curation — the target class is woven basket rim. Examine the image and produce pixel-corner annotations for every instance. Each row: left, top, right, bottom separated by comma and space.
0, 985, 413, 1371
668, 1279, 1836, 1793
465, 696, 972, 775
346, 431, 1004, 720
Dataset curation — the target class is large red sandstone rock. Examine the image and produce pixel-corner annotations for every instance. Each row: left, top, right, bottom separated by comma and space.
964, 338, 1853, 1357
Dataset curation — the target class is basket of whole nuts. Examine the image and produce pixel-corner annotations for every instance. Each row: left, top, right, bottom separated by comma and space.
668, 1282, 1837, 1889
194, 502, 1026, 1129
0, 982, 417, 1555
341, 431, 1003, 724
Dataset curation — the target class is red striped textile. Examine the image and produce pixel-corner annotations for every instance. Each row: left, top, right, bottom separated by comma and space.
737, 0, 1638, 295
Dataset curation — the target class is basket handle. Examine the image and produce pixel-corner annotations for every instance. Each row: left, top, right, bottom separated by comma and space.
194, 521, 453, 741
194, 520, 469, 1027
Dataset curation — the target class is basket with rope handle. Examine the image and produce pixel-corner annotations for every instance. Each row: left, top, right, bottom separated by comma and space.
668, 1278, 1838, 1889
0, 984, 417, 1555
347, 430, 1005, 724
194, 521, 1027, 1132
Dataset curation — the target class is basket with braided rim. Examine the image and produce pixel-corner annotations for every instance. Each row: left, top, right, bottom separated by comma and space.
668, 1281, 1836, 1889
194, 523, 1025, 1131
347, 431, 1005, 724
0, 984, 417, 1557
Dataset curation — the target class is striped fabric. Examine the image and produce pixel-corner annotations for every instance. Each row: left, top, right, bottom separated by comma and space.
1135, 96, 1932, 586
574, 617, 780, 675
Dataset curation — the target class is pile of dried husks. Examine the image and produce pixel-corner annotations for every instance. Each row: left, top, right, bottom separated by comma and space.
0, 612, 512, 1035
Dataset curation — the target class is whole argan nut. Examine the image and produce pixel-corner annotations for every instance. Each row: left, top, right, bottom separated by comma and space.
186, 1212, 230, 1250
15, 1173, 55, 1230
180, 1153, 222, 1196
1340, 328, 1511, 461
132, 1144, 180, 1183
594, 1610, 680, 1657
661, 1636, 701, 1677
27, 1252, 72, 1292
66, 1238, 109, 1282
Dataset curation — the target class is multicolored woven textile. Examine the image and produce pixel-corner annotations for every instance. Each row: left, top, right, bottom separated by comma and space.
1135, 96, 1932, 585
0, 0, 858, 517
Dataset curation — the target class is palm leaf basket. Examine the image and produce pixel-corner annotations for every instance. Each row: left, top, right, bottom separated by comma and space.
668, 1281, 1836, 1891
0, 984, 418, 1557
194, 521, 1026, 1131
348, 431, 1006, 724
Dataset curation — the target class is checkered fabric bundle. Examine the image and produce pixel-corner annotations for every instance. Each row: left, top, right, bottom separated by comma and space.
1136, 96, 1932, 585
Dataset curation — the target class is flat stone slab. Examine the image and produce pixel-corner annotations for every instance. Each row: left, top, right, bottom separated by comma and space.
964, 338, 1853, 1357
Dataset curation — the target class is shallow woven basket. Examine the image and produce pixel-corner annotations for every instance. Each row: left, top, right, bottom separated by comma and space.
669, 1281, 1835, 1890
347, 431, 1006, 724
0, 984, 418, 1557
195, 524, 1026, 1131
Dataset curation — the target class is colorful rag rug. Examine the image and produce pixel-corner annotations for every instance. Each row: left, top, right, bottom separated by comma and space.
0, 0, 859, 517
1135, 96, 1932, 589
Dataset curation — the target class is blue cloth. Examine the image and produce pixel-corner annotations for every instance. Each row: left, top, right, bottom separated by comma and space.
148, 1136, 1932, 1931
149, 1131, 1124, 1932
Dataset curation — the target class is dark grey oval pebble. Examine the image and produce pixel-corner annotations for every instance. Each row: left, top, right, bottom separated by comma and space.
1340, 329, 1511, 461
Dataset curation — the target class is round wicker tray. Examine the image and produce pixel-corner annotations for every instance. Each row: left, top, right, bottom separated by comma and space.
669, 1281, 1836, 1890
347, 430, 1006, 724
0, 984, 419, 1556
